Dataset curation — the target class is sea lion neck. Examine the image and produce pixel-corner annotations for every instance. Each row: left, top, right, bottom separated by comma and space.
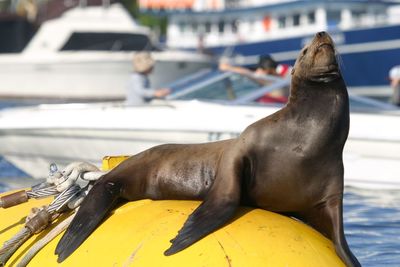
287, 75, 347, 104
287, 31, 347, 113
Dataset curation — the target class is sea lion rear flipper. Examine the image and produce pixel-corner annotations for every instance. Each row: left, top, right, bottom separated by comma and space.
164, 155, 243, 255
55, 181, 122, 262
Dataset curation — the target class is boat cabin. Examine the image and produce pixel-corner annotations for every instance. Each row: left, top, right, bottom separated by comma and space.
140, 0, 394, 49
23, 3, 154, 54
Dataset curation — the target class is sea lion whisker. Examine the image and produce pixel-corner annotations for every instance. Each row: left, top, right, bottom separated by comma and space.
336, 53, 345, 71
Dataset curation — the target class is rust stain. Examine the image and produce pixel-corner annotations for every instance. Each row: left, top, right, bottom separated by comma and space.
217, 240, 232, 267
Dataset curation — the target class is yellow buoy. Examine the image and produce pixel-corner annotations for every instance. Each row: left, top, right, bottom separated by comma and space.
0, 196, 345, 266
0, 156, 345, 266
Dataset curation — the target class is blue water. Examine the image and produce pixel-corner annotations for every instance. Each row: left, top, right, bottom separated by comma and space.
0, 157, 29, 192
0, 101, 31, 191
344, 188, 400, 266
0, 102, 399, 266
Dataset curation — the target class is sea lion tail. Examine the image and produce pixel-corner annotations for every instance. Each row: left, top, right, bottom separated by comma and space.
55, 180, 122, 262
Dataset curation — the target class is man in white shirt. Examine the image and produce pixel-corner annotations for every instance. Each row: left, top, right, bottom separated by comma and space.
126, 52, 170, 105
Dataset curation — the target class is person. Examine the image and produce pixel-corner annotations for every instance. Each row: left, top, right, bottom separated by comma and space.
219, 55, 280, 83
219, 55, 291, 103
389, 65, 400, 106
125, 52, 171, 105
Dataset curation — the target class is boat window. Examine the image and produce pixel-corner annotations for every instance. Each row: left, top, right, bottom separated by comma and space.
218, 20, 225, 33
174, 74, 263, 101
192, 22, 198, 32
231, 19, 239, 33
293, 14, 300, 26
351, 10, 364, 19
226, 0, 240, 9
307, 11, 315, 24
327, 10, 341, 28
278, 16, 286, 28
205, 21, 211, 33
351, 10, 366, 25
60, 32, 153, 51
179, 21, 185, 33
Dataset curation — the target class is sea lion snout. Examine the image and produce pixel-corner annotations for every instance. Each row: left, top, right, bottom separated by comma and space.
292, 31, 340, 83
314, 31, 334, 45
312, 31, 336, 60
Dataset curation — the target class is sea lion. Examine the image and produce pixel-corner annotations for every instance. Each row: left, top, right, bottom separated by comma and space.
55, 32, 360, 267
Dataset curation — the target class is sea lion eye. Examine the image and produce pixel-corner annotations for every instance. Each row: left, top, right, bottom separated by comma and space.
302, 48, 308, 55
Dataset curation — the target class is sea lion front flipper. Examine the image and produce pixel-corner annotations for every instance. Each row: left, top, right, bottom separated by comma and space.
302, 195, 361, 267
55, 181, 122, 262
164, 154, 243, 256
164, 196, 238, 255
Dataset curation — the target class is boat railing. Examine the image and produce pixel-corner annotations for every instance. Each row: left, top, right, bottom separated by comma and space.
348, 92, 400, 112
232, 77, 290, 105
167, 69, 291, 104
167, 71, 233, 99
165, 68, 214, 91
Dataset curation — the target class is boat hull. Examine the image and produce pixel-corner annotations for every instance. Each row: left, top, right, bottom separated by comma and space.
0, 102, 398, 189
0, 52, 211, 101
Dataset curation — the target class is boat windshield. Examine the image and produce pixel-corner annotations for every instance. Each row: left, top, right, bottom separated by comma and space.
170, 72, 264, 101
168, 69, 399, 112
348, 94, 399, 112
60, 32, 154, 51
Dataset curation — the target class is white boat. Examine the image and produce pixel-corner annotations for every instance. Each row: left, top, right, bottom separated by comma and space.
0, 3, 212, 101
0, 71, 399, 189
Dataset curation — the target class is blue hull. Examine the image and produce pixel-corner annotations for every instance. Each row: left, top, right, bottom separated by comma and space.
209, 24, 400, 87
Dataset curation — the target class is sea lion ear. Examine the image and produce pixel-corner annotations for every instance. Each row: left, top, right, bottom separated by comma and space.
291, 67, 295, 75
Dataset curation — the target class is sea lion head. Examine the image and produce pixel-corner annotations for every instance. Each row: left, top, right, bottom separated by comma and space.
292, 31, 341, 84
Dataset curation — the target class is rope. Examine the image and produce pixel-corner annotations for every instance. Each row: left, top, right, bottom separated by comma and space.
0, 186, 60, 209
0, 162, 104, 209
26, 186, 59, 199
17, 212, 77, 267
0, 228, 31, 266
0, 183, 81, 265
47, 185, 81, 214
0, 162, 104, 266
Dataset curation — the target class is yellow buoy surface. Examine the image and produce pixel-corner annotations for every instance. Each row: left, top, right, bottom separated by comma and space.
0, 191, 345, 266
